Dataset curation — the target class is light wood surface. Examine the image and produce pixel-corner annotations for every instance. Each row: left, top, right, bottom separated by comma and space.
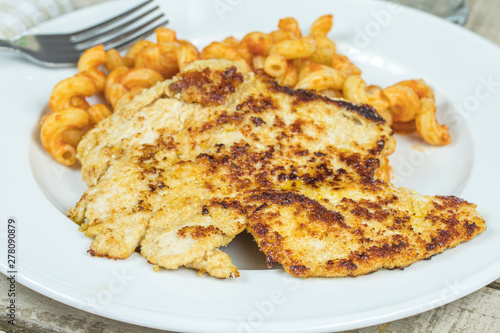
1, 0, 499, 332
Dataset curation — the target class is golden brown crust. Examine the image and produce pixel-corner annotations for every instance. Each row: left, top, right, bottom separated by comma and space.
69, 59, 485, 278
245, 187, 485, 277
257, 71, 386, 124
169, 66, 243, 106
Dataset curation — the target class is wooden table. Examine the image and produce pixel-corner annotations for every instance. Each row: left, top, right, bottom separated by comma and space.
1, 0, 500, 332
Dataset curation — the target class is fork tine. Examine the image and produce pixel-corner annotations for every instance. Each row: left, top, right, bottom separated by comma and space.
70, 0, 154, 40
2, 0, 169, 66
80, 13, 165, 50
75, 5, 160, 45
107, 19, 169, 51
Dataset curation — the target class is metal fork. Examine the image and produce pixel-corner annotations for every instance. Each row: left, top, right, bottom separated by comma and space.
0, 0, 168, 67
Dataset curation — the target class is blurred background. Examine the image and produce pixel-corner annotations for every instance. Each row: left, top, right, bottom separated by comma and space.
387, 0, 469, 24
0, 0, 109, 39
0, 0, 470, 40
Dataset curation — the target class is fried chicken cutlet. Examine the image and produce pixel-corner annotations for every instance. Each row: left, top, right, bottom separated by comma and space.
68, 59, 485, 278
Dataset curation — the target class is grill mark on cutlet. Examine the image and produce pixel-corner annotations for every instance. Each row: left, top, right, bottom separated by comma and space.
251, 117, 266, 126
364, 235, 409, 260
369, 139, 386, 155
137, 134, 177, 165
169, 66, 243, 106
248, 191, 347, 229
141, 93, 167, 109
337, 259, 358, 271
198, 111, 246, 133
434, 195, 469, 209
216, 111, 245, 126
236, 94, 277, 113
196, 142, 276, 189
277, 165, 299, 182
257, 70, 385, 124
324, 235, 410, 274
464, 221, 479, 237
196, 94, 276, 134
351, 206, 390, 222
340, 153, 380, 179
177, 225, 225, 239
290, 265, 310, 276
423, 196, 482, 240
196, 140, 373, 193
340, 196, 401, 225
300, 164, 337, 188
275, 162, 347, 188
211, 199, 247, 214
252, 222, 270, 237
425, 229, 455, 251
290, 119, 304, 133
334, 100, 385, 124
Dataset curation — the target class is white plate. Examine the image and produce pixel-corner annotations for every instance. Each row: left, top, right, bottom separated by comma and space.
1, 0, 500, 332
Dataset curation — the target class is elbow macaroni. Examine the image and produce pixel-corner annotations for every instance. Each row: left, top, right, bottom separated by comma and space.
397, 79, 435, 100
176, 42, 199, 71
280, 60, 298, 87
416, 98, 452, 146
331, 54, 362, 76
270, 37, 317, 59
40, 108, 90, 166
42, 15, 451, 166
310, 36, 336, 66
278, 17, 302, 38
264, 54, 288, 78
310, 15, 333, 38
343, 76, 392, 124
49, 75, 96, 112
240, 32, 273, 56
201, 42, 241, 60
105, 67, 164, 108
155, 27, 176, 43
134, 43, 178, 79
105, 49, 133, 71
88, 104, 112, 124
296, 68, 345, 91
383, 84, 421, 122
77, 45, 106, 93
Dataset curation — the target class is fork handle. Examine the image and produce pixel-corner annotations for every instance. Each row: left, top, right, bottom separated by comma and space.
0, 39, 17, 51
